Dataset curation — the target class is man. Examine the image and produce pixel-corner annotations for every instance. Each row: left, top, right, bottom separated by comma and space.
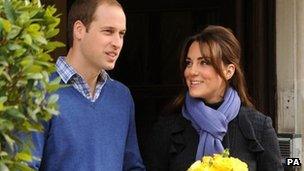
31, 0, 145, 170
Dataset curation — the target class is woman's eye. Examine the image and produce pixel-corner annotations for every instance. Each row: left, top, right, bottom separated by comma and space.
200, 59, 211, 65
185, 60, 192, 67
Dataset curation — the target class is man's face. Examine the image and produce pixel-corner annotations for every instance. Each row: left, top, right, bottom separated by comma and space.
79, 4, 126, 71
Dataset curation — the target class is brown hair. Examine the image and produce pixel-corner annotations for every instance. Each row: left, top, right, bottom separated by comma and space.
67, 0, 123, 47
170, 25, 253, 112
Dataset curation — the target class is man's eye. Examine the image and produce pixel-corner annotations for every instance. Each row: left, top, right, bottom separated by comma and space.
119, 32, 125, 38
104, 30, 114, 34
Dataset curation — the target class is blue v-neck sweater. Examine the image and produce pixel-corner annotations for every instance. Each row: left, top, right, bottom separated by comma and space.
31, 73, 145, 171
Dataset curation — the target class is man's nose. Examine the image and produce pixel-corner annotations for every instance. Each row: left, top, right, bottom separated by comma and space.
111, 33, 123, 49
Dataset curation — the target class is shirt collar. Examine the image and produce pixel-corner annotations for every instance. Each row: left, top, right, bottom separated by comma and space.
55, 56, 111, 84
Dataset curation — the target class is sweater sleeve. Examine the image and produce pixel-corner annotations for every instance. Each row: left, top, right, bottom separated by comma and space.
257, 116, 283, 171
123, 96, 146, 171
29, 121, 49, 170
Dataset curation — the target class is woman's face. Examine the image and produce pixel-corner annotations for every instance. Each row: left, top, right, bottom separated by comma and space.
184, 41, 228, 103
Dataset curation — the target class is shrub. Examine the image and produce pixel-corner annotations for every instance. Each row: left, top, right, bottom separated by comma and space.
0, 0, 64, 170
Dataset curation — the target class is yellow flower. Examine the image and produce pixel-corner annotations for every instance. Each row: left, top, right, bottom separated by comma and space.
230, 157, 248, 171
188, 161, 204, 171
202, 156, 213, 164
187, 149, 248, 171
212, 155, 233, 171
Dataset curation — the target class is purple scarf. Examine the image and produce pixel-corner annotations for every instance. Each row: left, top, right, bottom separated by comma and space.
182, 87, 241, 160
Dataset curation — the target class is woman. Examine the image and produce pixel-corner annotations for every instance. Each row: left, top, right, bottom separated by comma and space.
144, 25, 283, 171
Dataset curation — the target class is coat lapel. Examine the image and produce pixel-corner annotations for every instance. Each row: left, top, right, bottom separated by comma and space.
238, 107, 264, 152
169, 115, 199, 157
223, 107, 264, 153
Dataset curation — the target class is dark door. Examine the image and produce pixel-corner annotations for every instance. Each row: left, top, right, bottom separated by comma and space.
63, 0, 276, 155
113, 0, 276, 152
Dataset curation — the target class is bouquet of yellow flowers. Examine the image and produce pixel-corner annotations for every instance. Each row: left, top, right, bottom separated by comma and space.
188, 150, 248, 171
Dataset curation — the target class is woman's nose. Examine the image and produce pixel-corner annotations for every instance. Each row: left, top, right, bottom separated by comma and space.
189, 65, 199, 76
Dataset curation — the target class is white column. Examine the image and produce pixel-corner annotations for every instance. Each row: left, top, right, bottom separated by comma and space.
277, 0, 297, 133
296, 0, 304, 166
277, 0, 303, 169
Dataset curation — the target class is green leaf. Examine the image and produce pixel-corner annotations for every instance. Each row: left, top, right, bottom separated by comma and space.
22, 121, 43, 132
2, 133, 15, 151
0, 96, 7, 111
20, 56, 34, 68
21, 33, 33, 45
2, 71, 12, 82
0, 119, 14, 131
0, 18, 12, 32
14, 48, 27, 57
16, 11, 30, 26
15, 152, 32, 162
223, 149, 230, 157
6, 107, 26, 119
46, 76, 63, 92
12, 162, 35, 171
45, 6, 57, 16
29, 8, 40, 18
0, 162, 9, 171
29, 43, 40, 51
47, 41, 65, 49
41, 71, 49, 82
27, 23, 40, 32
0, 96, 7, 103
16, 79, 28, 87
8, 43, 22, 50
47, 17, 60, 29
34, 60, 51, 67
24, 0, 30, 5
26, 73, 43, 80
45, 28, 59, 38
0, 103, 4, 111
0, 19, 3, 33
0, 67, 4, 75
45, 107, 59, 115
37, 53, 52, 62
47, 94, 59, 104
27, 108, 40, 121
25, 65, 43, 73
34, 35, 47, 44
7, 25, 22, 40
4, 0, 16, 23
46, 84, 61, 93
0, 151, 8, 157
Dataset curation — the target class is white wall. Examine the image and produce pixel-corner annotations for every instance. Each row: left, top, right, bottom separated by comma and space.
277, 0, 304, 169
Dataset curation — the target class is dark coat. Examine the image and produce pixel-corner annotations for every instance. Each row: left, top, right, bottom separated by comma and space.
144, 106, 283, 171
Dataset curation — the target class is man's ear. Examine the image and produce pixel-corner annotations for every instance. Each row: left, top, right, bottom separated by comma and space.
73, 20, 86, 40
224, 64, 235, 80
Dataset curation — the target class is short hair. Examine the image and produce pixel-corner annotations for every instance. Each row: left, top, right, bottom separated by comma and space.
67, 0, 123, 47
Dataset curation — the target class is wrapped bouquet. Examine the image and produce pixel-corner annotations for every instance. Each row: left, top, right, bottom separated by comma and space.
188, 150, 248, 171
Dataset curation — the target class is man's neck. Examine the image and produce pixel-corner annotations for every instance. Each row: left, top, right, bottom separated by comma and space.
66, 48, 101, 97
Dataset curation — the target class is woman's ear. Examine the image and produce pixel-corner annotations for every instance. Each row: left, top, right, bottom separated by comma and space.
224, 64, 235, 80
